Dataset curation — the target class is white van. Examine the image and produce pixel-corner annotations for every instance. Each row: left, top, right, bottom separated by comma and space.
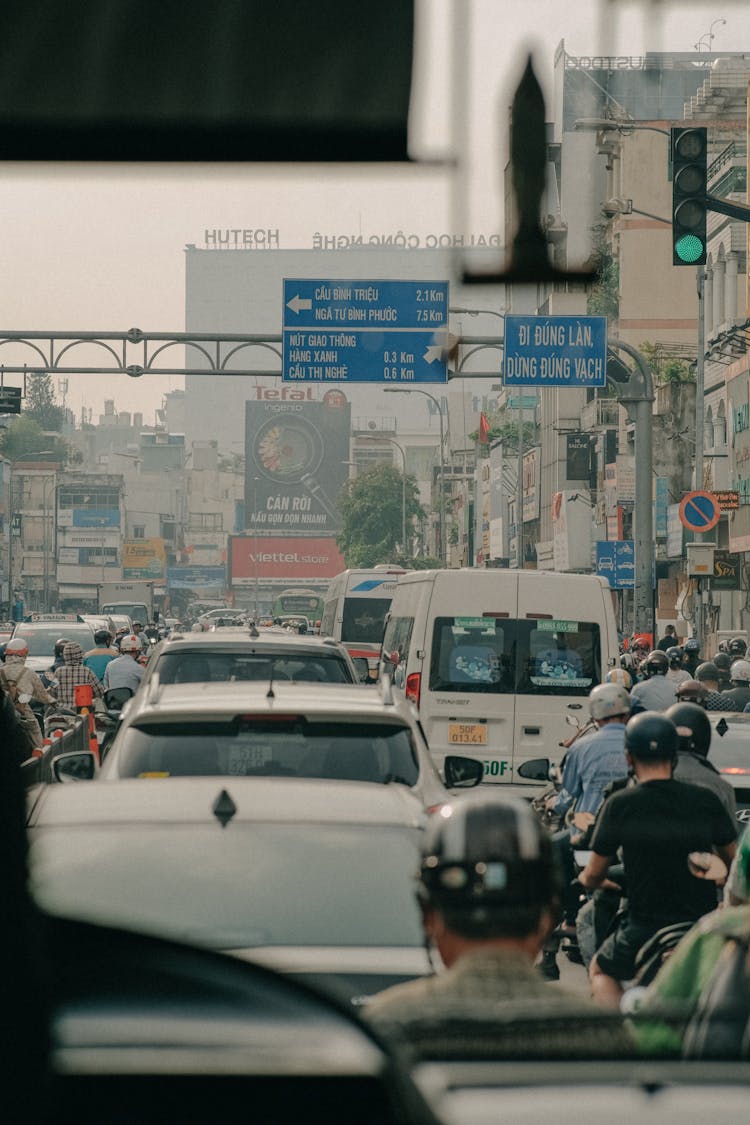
319, 566, 407, 677
380, 569, 619, 790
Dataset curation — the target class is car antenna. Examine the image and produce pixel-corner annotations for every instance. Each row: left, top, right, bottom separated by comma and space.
267, 658, 275, 699
212, 788, 237, 828
248, 622, 259, 638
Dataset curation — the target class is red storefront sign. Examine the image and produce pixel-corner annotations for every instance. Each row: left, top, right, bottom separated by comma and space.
229, 536, 346, 585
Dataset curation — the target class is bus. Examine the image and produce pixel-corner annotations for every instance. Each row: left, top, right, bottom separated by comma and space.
319, 567, 407, 678
272, 588, 325, 623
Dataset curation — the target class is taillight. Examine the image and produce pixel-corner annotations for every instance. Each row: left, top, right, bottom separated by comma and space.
721, 767, 750, 775
405, 672, 421, 707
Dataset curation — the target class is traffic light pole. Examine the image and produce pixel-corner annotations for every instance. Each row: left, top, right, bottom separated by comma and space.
608, 339, 655, 638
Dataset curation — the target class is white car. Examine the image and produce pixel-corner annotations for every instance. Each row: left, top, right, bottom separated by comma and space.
96, 680, 483, 807
27, 777, 431, 1005
708, 712, 750, 826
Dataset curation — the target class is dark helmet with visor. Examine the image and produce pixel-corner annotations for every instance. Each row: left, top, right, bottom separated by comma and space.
624, 711, 679, 761
665, 702, 711, 757
418, 793, 561, 939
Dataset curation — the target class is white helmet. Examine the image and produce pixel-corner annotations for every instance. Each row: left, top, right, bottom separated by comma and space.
606, 667, 633, 690
730, 659, 750, 683
589, 682, 630, 721
120, 634, 142, 654
5, 637, 29, 657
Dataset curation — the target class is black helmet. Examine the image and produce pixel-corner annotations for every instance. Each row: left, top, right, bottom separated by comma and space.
728, 637, 748, 657
714, 652, 732, 673
665, 646, 683, 666
418, 793, 561, 938
684, 638, 700, 654
695, 661, 719, 683
624, 711, 678, 761
665, 702, 711, 757
645, 650, 669, 676
94, 629, 111, 646
54, 637, 69, 657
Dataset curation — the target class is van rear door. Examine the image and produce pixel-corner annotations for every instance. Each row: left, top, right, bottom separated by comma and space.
421, 572, 519, 784
514, 578, 608, 781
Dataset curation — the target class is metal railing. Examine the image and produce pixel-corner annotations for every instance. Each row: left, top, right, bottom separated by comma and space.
20, 712, 90, 787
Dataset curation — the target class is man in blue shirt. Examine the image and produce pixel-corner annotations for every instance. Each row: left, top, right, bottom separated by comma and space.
541, 682, 630, 979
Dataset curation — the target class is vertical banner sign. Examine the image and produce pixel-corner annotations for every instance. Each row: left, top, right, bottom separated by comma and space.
245, 391, 351, 535
654, 477, 669, 539
566, 434, 591, 481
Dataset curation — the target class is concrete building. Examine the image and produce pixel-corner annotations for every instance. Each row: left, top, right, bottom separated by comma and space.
56, 473, 124, 609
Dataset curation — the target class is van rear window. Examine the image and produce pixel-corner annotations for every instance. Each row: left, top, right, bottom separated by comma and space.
429, 618, 601, 696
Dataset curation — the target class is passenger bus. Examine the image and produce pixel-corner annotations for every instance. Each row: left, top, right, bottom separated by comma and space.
271, 588, 325, 623
319, 567, 407, 678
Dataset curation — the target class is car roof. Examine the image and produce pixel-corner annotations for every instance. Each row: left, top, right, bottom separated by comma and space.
129, 681, 410, 722
29, 776, 426, 829
156, 630, 349, 654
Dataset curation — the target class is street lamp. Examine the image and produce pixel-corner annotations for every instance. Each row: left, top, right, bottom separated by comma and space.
358, 436, 407, 552
383, 388, 446, 562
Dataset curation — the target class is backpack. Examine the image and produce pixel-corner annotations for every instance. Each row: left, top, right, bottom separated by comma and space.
682, 936, 750, 1058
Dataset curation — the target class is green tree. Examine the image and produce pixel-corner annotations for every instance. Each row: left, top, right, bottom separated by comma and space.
337, 464, 425, 568
0, 415, 70, 462
25, 371, 66, 431
639, 341, 694, 386
587, 223, 620, 321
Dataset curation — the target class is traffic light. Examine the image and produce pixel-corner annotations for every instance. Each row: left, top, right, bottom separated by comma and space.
671, 127, 707, 266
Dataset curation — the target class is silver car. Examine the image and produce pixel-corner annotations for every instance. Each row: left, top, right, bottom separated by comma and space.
96, 680, 483, 806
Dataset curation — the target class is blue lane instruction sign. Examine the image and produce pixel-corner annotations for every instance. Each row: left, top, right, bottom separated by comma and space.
596, 540, 635, 589
282, 278, 449, 383
504, 315, 607, 388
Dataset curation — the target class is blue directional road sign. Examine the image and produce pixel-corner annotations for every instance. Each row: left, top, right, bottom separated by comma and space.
504, 315, 607, 388
282, 278, 449, 384
596, 540, 635, 590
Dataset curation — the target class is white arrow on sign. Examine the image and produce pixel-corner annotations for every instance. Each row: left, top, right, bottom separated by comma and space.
286, 294, 313, 314
423, 344, 444, 364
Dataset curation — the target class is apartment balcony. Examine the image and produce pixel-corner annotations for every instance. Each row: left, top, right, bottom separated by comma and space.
580, 397, 621, 431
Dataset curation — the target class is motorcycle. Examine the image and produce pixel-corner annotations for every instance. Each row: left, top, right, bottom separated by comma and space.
95, 686, 134, 761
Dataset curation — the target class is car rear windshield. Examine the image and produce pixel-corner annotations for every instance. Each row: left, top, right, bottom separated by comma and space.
117, 719, 420, 785
709, 718, 750, 773
429, 617, 601, 696
29, 823, 424, 949
341, 597, 391, 644
13, 625, 95, 656
155, 650, 353, 684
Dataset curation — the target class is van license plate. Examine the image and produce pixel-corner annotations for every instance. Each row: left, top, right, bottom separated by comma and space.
448, 723, 487, 745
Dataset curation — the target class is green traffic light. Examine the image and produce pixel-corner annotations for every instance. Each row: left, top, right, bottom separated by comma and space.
675, 233, 705, 264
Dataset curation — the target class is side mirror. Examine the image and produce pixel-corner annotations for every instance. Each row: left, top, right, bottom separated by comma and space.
53, 751, 97, 783
444, 755, 484, 788
517, 757, 551, 782
352, 657, 370, 683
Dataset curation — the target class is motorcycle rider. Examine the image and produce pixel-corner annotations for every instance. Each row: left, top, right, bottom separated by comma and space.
727, 636, 748, 660
55, 641, 104, 711
542, 682, 630, 979
103, 634, 145, 693
0, 636, 56, 750
656, 625, 679, 653
365, 791, 629, 1057
721, 659, 750, 711
681, 638, 702, 677
83, 629, 118, 681
629, 651, 677, 712
713, 651, 732, 691
666, 701, 737, 821
694, 661, 732, 711
665, 647, 691, 688
49, 636, 69, 674
674, 678, 706, 705
580, 711, 737, 1008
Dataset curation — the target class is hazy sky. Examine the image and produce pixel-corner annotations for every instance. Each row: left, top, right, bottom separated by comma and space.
0, 0, 743, 424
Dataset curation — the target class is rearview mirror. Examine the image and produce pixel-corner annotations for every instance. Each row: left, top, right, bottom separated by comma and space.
53, 751, 97, 783
444, 755, 484, 788
516, 757, 551, 782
